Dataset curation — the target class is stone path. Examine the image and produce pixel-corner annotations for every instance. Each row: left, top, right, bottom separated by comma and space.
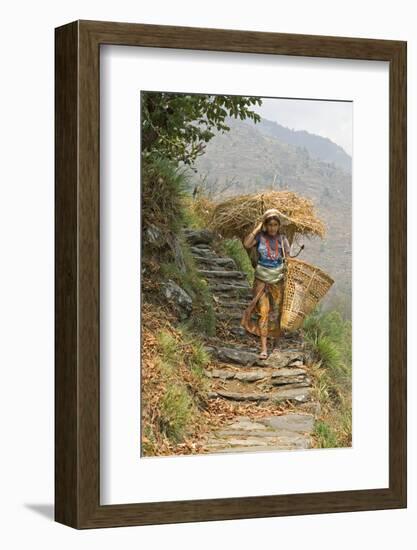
183, 228, 319, 453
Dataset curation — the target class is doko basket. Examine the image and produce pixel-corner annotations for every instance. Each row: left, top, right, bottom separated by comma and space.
280, 258, 334, 330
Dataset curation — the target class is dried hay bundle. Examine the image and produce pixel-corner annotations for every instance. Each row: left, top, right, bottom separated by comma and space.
206, 191, 326, 244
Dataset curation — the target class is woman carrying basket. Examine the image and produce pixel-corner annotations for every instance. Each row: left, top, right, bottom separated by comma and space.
240, 209, 291, 360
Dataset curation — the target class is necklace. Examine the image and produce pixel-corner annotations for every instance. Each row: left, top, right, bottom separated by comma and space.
265, 234, 279, 260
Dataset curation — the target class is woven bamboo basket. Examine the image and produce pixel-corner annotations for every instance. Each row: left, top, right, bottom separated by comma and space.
280, 258, 334, 330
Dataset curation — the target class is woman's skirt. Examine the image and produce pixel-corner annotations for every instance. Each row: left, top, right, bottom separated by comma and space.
240, 263, 285, 337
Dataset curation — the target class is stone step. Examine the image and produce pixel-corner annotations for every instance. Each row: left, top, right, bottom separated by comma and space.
188, 246, 219, 252
204, 368, 268, 382
208, 386, 311, 404
258, 413, 315, 433
190, 251, 217, 261
194, 257, 237, 269
203, 345, 305, 368
205, 433, 311, 452
203, 414, 314, 452
190, 243, 212, 248
204, 366, 310, 385
182, 229, 216, 246
208, 282, 251, 292
189, 246, 217, 254
271, 366, 308, 377
213, 298, 252, 309
271, 375, 311, 387
216, 301, 252, 309
197, 269, 247, 279
204, 443, 307, 453
213, 291, 254, 300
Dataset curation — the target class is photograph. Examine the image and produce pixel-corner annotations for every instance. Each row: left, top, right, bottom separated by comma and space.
140, 91, 352, 457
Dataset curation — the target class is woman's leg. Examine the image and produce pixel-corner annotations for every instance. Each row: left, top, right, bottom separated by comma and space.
270, 281, 284, 351
257, 291, 270, 355
241, 278, 266, 335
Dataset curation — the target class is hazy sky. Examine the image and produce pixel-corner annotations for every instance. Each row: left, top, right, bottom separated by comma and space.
252, 97, 353, 156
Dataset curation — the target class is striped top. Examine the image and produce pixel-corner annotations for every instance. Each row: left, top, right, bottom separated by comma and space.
255, 232, 290, 268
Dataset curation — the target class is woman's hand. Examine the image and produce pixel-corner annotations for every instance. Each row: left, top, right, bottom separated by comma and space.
243, 221, 263, 249
254, 221, 263, 234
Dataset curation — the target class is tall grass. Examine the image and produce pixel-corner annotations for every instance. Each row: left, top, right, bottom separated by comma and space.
142, 155, 190, 233
303, 307, 352, 448
156, 329, 210, 443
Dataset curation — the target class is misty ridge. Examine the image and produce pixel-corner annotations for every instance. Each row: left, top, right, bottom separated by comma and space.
252, 117, 352, 173
185, 115, 352, 318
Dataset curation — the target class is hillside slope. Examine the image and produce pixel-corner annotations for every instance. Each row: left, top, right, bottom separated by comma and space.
249, 116, 352, 172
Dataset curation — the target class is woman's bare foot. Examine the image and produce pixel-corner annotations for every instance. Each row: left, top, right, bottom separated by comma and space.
259, 350, 268, 359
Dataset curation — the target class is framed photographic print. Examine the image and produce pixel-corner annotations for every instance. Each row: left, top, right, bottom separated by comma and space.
55, 20, 407, 529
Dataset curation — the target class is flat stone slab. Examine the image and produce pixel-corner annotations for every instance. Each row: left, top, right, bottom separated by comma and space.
205, 368, 268, 382
218, 301, 252, 309
208, 387, 311, 403
205, 432, 311, 451
189, 249, 217, 259
210, 283, 251, 292
216, 429, 285, 438
257, 414, 315, 433
271, 376, 311, 387
265, 351, 306, 369
208, 390, 270, 402
183, 228, 216, 245
219, 418, 272, 432
235, 371, 269, 382
288, 359, 304, 367
215, 292, 253, 301
205, 369, 235, 380
205, 366, 310, 385
272, 387, 312, 403
197, 269, 246, 279
203, 413, 314, 453
271, 367, 307, 377
196, 257, 237, 268
206, 346, 259, 366
204, 346, 307, 369
203, 444, 307, 453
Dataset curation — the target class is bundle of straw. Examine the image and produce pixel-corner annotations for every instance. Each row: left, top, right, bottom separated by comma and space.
206, 191, 326, 244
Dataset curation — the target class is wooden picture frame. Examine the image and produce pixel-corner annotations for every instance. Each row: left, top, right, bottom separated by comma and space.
55, 19, 407, 529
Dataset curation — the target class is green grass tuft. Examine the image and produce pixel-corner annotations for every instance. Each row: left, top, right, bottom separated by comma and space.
142, 155, 191, 233
314, 420, 338, 449
159, 383, 197, 442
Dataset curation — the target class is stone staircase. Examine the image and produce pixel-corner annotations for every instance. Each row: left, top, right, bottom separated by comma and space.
183, 228, 319, 453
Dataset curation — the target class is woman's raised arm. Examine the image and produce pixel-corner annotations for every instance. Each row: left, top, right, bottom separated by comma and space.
243, 221, 263, 249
